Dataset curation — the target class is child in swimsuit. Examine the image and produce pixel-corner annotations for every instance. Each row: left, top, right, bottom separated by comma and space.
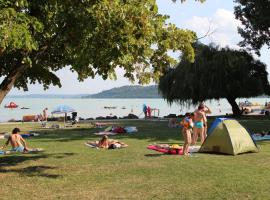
180, 113, 193, 155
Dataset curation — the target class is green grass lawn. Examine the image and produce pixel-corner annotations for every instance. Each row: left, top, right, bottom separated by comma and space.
1, 118, 270, 200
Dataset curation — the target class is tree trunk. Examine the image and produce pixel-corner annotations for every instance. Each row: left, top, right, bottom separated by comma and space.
226, 97, 241, 116
0, 65, 28, 105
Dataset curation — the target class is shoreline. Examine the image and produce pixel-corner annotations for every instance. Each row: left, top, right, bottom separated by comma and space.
1, 114, 270, 125
1, 97, 269, 123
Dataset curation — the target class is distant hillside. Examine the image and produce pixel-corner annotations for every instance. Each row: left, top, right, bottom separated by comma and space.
85, 85, 161, 98
7, 94, 89, 99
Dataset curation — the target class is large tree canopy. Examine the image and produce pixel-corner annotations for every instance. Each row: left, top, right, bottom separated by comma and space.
234, 0, 270, 55
158, 43, 270, 116
0, 0, 197, 104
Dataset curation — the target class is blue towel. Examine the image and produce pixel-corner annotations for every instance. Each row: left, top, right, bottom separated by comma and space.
252, 135, 270, 141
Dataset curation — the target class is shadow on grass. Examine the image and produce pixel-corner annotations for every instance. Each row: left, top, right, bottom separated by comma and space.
0, 153, 75, 178
0, 154, 48, 167
0, 165, 61, 178
36, 128, 101, 142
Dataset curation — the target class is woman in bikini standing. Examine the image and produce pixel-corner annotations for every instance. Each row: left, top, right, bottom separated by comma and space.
192, 104, 207, 145
200, 103, 211, 140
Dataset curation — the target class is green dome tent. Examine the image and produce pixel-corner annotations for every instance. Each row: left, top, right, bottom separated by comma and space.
199, 118, 258, 155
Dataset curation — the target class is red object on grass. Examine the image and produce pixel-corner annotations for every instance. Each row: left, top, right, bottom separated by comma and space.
147, 145, 183, 155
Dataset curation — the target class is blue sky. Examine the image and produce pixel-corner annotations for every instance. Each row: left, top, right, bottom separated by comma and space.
11, 0, 269, 95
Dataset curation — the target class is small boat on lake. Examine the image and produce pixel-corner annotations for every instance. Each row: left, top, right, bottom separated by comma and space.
4, 102, 19, 109
104, 106, 117, 109
21, 107, 30, 110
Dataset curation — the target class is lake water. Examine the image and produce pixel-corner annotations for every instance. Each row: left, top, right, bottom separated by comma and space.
1, 97, 269, 122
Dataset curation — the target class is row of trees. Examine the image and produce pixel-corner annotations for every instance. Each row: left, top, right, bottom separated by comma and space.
0, 0, 269, 115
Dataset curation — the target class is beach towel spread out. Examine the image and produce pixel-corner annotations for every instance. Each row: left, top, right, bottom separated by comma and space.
21, 133, 40, 138
252, 135, 270, 141
147, 144, 183, 154
93, 131, 118, 136
93, 126, 138, 135
28, 148, 44, 152
125, 127, 138, 133
0, 148, 44, 155
147, 144, 200, 155
0, 150, 6, 155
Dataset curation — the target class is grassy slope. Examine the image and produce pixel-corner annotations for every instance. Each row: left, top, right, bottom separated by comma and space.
0, 119, 270, 200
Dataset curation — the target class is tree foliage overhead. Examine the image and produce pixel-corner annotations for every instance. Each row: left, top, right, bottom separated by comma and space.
158, 43, 270, 115
234, 0, 270, 55
0, 0, 197, 103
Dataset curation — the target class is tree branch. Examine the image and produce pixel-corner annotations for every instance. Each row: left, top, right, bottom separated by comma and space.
196, 20, 218, 41
0, 64, 28, 104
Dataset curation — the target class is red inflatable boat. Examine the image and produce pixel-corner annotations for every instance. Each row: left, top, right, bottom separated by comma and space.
4, 102, 18, 108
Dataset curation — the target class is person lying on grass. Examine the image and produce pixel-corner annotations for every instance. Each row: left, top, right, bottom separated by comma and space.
98, 135, 109, 148
0, 128, 30, 153
87, 135, 128, 149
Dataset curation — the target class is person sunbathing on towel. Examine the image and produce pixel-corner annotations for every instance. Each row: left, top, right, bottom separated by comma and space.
87, 135, 128, 149
1, 128, 30, 153
98, 135, 110, 148
87, 135, 110, 148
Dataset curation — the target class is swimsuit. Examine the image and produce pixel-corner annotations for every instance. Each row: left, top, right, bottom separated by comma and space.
182, 117, 193, 130
194, 121, 204, 128
11, 145, 24, 152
